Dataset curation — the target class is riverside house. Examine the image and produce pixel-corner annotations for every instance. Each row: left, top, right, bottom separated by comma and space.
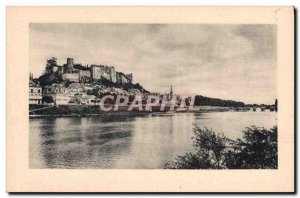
29, 81, 42, 105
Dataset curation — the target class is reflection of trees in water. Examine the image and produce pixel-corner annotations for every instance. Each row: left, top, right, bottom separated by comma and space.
37, 116, 135, 168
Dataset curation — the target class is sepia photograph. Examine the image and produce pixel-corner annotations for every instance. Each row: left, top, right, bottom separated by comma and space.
29, 23, 278, 169
6, 6, 294, 192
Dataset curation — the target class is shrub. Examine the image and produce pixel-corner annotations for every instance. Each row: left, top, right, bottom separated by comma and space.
225, 126, 277, 169
165, 125, 277, 169
42, 96, 54, 103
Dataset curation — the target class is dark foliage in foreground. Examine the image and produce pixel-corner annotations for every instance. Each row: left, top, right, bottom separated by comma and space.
165, 125, 277, 169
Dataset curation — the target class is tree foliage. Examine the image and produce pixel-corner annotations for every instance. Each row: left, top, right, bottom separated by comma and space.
194, 95, 245, 107
225, 126, 278, 169
38, 73, 64, 86
165, 125, 277, 169
37, 57, 64, 86
46, 57, 57, 67
42, 95, 54, 103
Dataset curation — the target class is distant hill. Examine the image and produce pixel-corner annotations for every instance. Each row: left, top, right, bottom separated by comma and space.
194, 95, 245, 107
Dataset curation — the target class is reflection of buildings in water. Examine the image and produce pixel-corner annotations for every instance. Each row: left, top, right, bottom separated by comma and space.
35, 118, 60, 168
154, 114, 177, 168
151, 113, 195, 168
121, 113, 177, 168
34, 116, 136, 168
88, 114, 137, 123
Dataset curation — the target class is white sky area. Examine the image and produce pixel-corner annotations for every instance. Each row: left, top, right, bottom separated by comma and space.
30, 24, 277, 104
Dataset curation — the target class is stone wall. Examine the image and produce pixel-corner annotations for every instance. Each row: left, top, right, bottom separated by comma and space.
62, 73, 79, 82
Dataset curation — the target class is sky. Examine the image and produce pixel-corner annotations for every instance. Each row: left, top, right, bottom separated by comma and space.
30, 24, 277, 104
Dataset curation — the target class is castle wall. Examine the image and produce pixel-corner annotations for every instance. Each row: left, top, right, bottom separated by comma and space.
62, 73, 79, 82
126, 74, 133, 84
58, 58, 130, 84
116, 72, 132, 84
110, 67, 117, 83
101, 66, 111, 80
91, 65, 117, 82
91, 65, 102, 79
79, 70, 91, 78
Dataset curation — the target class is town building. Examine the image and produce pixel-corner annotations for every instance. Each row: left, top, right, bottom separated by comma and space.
42, 83, 70, 105
52, 94, 71, 105
29, 75, 42, 104
68, 83, 85, 96
129, 88, 141, 95
81, 95, 100, 105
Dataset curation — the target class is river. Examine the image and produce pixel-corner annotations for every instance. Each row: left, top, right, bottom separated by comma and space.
29, 111, 277, 169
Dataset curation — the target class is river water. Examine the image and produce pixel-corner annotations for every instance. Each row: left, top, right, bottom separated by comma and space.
29, 111, 277, 169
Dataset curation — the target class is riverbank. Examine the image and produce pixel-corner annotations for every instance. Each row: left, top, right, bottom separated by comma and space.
29, 104, 238, 119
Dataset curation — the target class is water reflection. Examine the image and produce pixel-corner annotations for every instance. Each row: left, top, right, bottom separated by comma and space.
30, 112, 277, 169
31, 116, 135, 168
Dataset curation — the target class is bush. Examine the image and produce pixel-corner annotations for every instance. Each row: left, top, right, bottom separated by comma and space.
38, 73, 64, 86
42, 96, 54, 103
225, 126, 278, 169
165, 125, 277, 169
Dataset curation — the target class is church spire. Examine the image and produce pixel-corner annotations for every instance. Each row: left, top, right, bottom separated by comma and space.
170, 85, 173, 100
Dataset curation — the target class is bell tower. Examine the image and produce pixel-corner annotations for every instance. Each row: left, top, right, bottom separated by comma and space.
170, 85, 173, 100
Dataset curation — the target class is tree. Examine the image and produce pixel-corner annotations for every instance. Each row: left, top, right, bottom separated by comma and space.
46, 57, 57, 67
38, 72, 63, 86
225, 126, 277, 169
194, 95, 245, 107
165, 125, 277, 169
45, 57, 58, 74
42, 96, 54, 104
165, 126, 230, 169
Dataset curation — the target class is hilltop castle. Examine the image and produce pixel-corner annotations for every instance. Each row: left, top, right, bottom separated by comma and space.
46, 57, 133, 84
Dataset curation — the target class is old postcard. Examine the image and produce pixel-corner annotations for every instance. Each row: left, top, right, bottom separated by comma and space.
7, 7, 294, 192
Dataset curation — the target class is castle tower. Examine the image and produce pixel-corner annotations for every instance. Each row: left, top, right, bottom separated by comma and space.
67, 58, 74, 73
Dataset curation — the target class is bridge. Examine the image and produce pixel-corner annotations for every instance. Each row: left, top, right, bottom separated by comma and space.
234, 106, 277, 112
